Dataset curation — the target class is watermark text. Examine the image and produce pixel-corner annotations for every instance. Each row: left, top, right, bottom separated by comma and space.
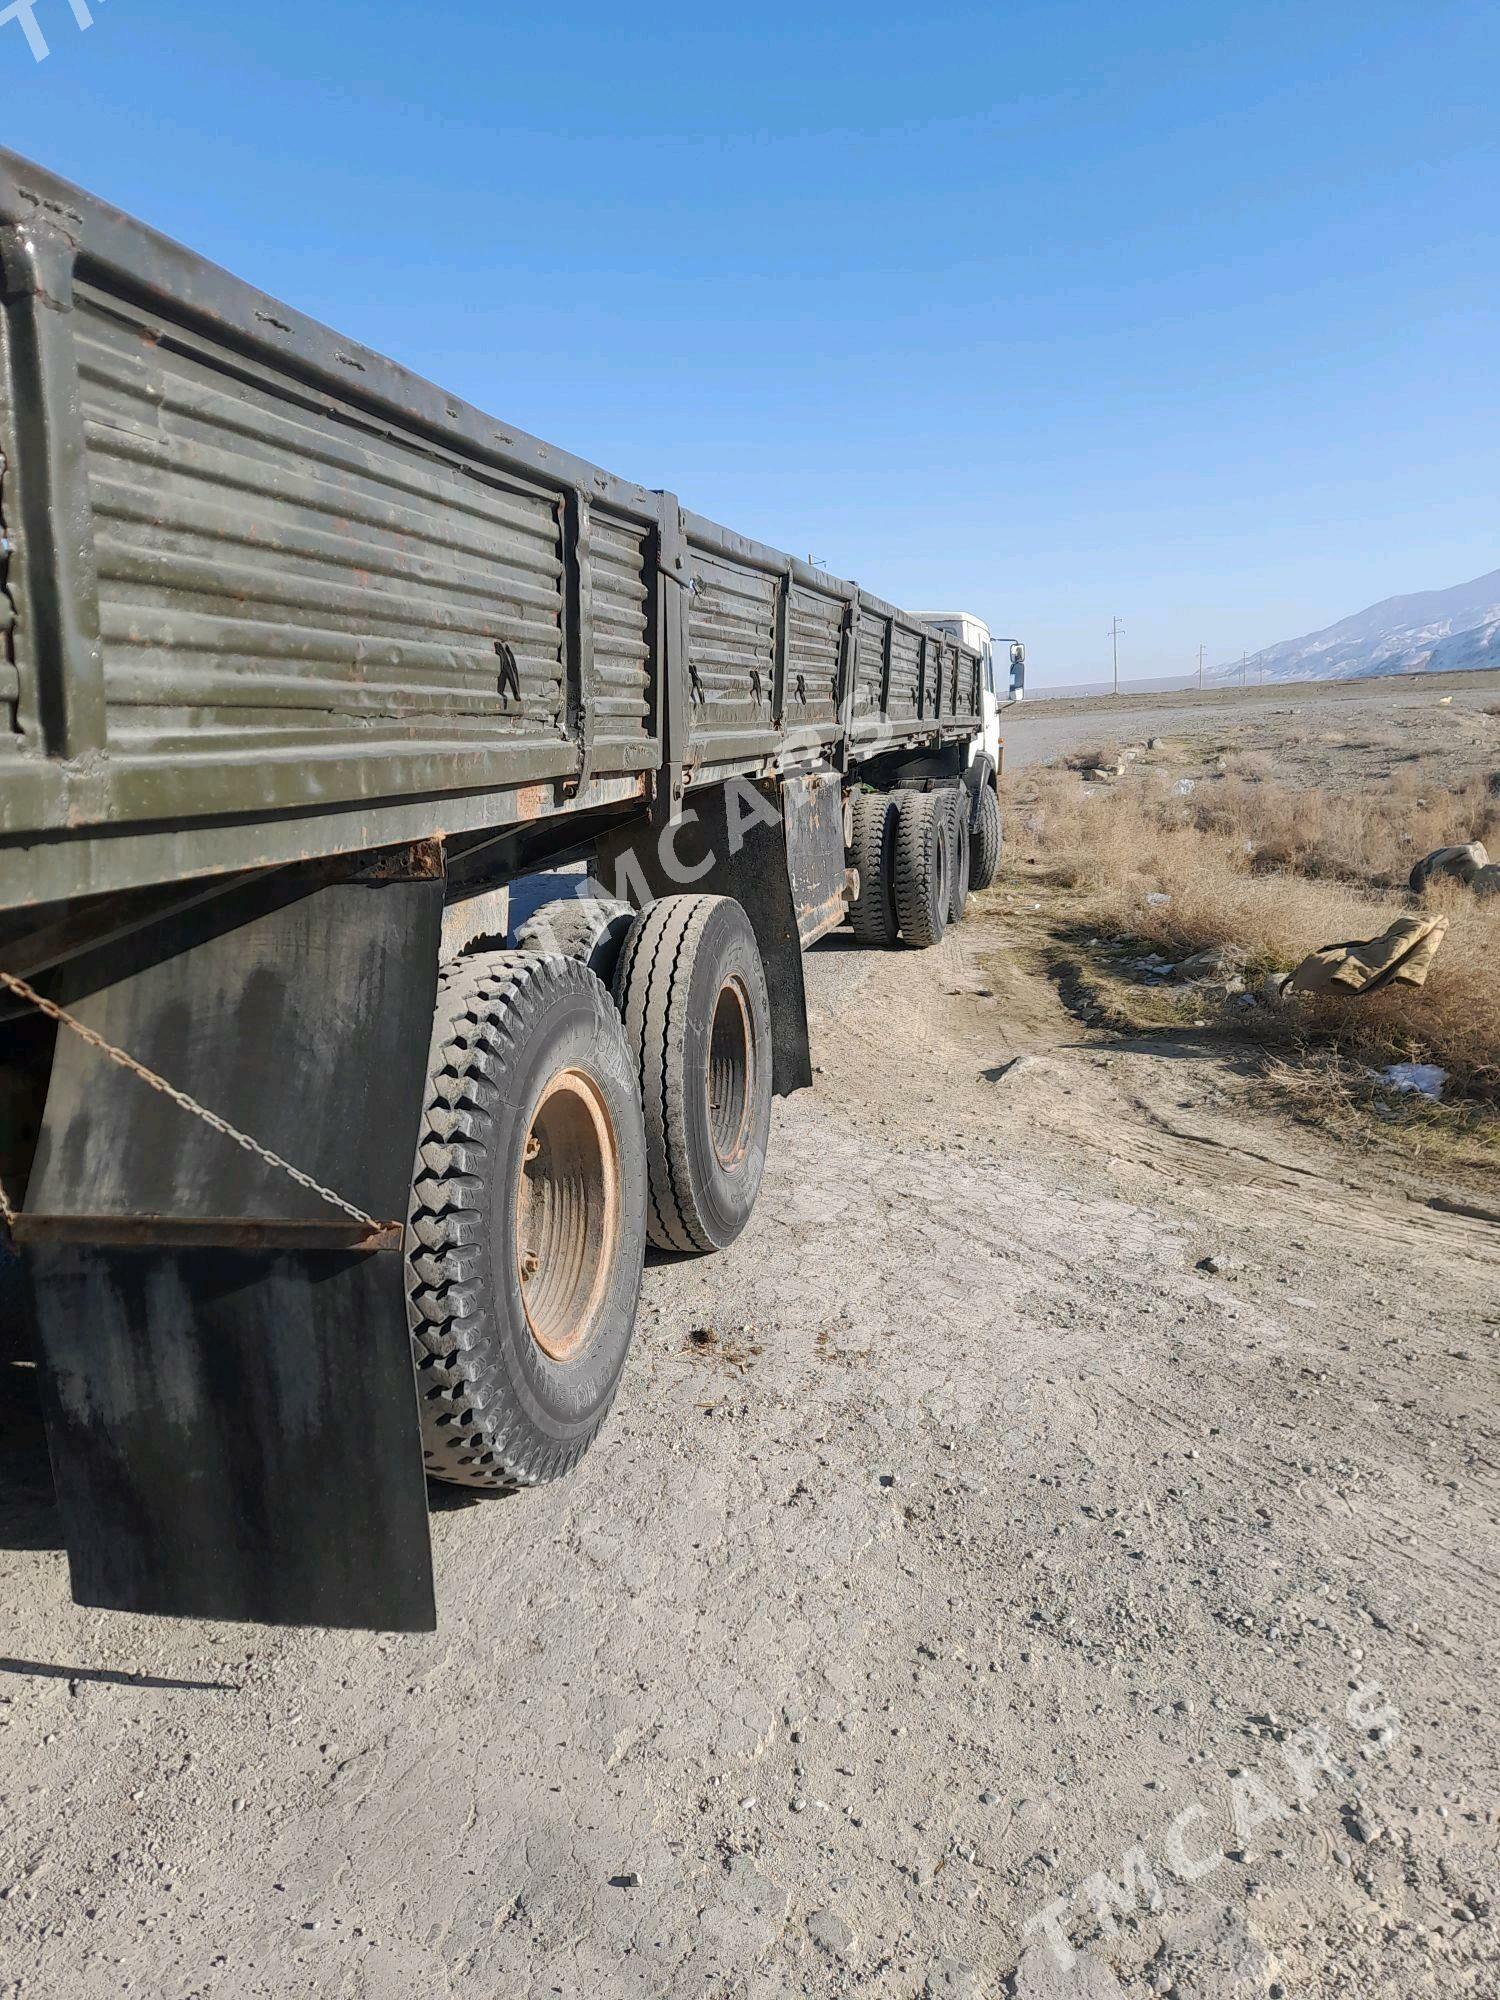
2, 0, 107, 64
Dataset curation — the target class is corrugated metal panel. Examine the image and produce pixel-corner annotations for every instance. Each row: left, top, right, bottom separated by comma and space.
686, 552, 774, 748
945, 642, 974, 720
787, 585, 841, 728
853, 608, 887, 719
888, 625, 922, 719
0, 152, 990, 905
589, 509, 652, 764
73, 280, 567, 760
953, 645, 971, 717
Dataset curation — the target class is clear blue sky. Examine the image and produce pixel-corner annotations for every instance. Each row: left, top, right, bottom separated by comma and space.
3, 1, 1496, 683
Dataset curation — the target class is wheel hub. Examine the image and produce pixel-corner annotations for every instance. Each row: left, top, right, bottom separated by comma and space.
707, 976, 755, 1169
515, 1068, 621, 1362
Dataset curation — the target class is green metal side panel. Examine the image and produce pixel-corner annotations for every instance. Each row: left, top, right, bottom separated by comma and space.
74, 277, 571, 765
0, 148, 982, 918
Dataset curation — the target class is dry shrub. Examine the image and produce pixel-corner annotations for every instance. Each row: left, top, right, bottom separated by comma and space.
1258, 1048, 1500, 1173
1222, 749, 1274, 783
1288, 887, 1500, 1103
1063, 741, 1124, 772
1185, 767, 1498, 886
1004, 767, 1500, 1103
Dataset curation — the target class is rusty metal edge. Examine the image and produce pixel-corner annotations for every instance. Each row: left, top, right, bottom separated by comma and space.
11, 1213, 404, 1252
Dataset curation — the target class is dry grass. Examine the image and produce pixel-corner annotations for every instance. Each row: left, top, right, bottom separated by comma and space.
1062, 740, 1126, 772
1258, 1049, 1500, 1179
1187, 763, 1498, 885
1004, 765, 1500, 1105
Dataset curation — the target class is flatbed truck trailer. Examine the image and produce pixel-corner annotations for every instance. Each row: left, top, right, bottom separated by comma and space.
0, 151, 1012, 1631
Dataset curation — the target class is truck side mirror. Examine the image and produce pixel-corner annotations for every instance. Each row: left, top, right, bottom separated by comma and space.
1009, 642, 1026, 699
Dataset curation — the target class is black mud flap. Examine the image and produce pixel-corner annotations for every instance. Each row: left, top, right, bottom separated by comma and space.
27, 1244, 434, 1630
17, 852, 443, 1632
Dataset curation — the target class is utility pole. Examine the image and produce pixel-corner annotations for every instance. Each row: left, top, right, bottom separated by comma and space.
1197, 643, 1206, 691
1110, 617, 1123, 695
1241, 650, 1248, 687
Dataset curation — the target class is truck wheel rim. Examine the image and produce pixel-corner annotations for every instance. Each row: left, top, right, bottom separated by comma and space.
707, 976, 755, 1169
515, 1068, 621, 1363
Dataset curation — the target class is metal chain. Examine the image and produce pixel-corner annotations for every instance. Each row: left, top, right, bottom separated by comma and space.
0, 969, 391, 1234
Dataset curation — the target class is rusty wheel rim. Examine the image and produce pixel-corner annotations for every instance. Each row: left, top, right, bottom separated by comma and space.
707, 975, 755, 1170
515, 1068, 621, 1363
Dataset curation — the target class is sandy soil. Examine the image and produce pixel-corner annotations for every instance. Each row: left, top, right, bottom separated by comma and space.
3, 865, 1498, 1997
1003, 668, 1500, 777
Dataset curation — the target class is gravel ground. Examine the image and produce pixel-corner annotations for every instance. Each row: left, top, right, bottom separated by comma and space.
2, 839, 1497, 1997
1002, 667, 1500, 776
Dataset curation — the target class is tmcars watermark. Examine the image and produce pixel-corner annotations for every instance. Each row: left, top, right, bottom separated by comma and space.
513, 708, 951, 949
1021, 1680, 1401, 1972
1, 0, 106, 63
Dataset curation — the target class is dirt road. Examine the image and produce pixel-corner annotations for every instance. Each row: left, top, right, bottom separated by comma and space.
1002, 667, 1500, 774
2, 890, 1497, 1997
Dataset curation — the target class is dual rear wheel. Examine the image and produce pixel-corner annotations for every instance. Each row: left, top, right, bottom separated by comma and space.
407, 894, 771, 1491
408, 768, 996, 1493
612, 896, 772, 1255
849, 780, 996, 949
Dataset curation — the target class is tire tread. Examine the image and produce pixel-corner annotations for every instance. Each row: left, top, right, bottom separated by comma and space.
970, 783, 1002, 890
947, 789, 971, 924
847, 790, 899, 946
407, 951, 636, 1491
614, 897, 715, 1252
513, 894, 634, 984
893, 791, 947, 948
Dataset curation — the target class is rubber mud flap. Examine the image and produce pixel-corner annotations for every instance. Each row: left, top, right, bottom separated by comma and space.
27, 1243, 437, 1631
18, 860, 444, 1631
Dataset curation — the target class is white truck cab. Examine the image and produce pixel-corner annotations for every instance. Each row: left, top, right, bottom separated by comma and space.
913, 612, 1026, 777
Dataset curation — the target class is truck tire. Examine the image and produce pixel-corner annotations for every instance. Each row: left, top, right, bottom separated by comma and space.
946, 789, 971, 925
893, 791, 949, 949
514, 892, 635, 987
407, 951, 648, 1490
847, 790, 899, 946
970, 783, 1002, 891
612, 895, 772, 1253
